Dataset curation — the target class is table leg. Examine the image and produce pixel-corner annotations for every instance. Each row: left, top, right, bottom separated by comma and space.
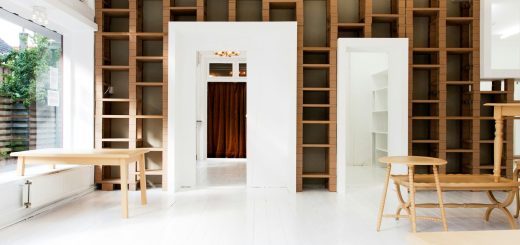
408, 165, 417, 233
493, 110, 503, 182
433, 166, 448, 231
139, 154, 147, 205
120, 160, 129, 219
376, 164, 392, 232
515, 188, 519, 218
17, 157, 25, 176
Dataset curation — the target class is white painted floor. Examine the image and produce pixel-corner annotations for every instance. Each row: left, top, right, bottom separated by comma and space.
0, 161, 518, 245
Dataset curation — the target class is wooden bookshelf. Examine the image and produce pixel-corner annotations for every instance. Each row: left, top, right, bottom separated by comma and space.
94, 0, 514, 192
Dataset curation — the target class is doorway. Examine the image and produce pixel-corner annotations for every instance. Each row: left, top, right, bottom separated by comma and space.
196, 53, 248, 187
337, 38, 409, 193
207, 82, 247, 158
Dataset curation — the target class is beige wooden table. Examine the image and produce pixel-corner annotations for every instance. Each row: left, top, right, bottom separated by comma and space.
407, 230, 520, 245
377, 156, 448, 233
11, 148, 149, 218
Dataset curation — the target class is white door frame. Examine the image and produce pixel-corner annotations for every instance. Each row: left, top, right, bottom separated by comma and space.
337, 38, 409, 193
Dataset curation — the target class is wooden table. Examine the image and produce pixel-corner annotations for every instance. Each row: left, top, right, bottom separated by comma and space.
11, 148, 149, 218
408, 230, 520, 245
377, 156, 448, 233
485, 103, 520, 181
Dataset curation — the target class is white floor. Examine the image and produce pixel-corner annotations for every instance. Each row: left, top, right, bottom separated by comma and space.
0, 161, 518, 245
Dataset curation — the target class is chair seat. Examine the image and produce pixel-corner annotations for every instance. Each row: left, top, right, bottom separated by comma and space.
392, 174, 520, 191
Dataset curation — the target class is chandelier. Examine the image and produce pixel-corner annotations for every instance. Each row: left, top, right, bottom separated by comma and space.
214, 50, 240, 57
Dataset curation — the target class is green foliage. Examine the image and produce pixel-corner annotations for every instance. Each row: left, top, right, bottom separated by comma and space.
0, 34, 59, 107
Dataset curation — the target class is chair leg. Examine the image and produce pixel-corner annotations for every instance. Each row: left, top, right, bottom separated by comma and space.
433, 166, 448, 231
408, 165, 417, 233
515, 188, 519, 218
376, 164, 392, 232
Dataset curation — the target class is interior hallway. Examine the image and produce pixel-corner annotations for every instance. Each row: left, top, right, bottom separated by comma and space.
0, 165, 517, 245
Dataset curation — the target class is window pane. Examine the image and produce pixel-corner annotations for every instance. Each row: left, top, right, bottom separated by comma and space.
0, 11, 62, 172
209, 63, 232, 77
239, 63, 247, 77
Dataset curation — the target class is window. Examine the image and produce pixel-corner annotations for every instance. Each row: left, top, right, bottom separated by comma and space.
0, 9, 63, 172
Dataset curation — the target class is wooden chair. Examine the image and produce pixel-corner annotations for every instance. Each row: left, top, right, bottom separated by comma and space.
376, 156, 448, 233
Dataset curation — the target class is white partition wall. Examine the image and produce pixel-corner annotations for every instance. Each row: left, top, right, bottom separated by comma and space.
169, 22, 297, 192
337, 38, 409, 193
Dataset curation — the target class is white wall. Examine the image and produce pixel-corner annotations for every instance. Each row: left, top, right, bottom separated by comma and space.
169, 22, 297, 192
337, 38, 409, 193
347, 52, 388, 166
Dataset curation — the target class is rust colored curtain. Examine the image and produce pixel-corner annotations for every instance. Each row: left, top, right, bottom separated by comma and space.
207, 82, 246, 158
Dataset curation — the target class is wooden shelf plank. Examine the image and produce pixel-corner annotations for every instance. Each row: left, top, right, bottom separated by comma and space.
446, 17, 473, 25
99, 98, 132, 102
412, 64, 440, 69
136, 56, 163, 61
302, 172, 330, 178
412, 140, 440, 144
446, 48, 474, 53
303, 47, 330, 52
412, 100, 439, 103
136, 82, 163, 86
100, 65, 130, 70
372, 14, 399, 22
413, 8, 440, 16
446, 116, 473, 120
101, 8, 130, 17
338, 23, 365, 30
302, 104, 331, 108
446, 149, 473, 153
302, 144, 331, 148
412, 116, 440, 120
302, 64, 330, 69
100, 138, 130, 142
135, 32, 164, 40
99, 32, 130, 39
412, 48, 440, 53
302, 87, 331, 91
136, 115, 164, 119
446, 81, 473, 85
170, 6, 197, 13
101, 115, 131, 118
302, 120, 331, 124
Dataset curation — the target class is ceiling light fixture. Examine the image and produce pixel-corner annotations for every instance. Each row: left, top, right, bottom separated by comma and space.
214, 50, 240, 57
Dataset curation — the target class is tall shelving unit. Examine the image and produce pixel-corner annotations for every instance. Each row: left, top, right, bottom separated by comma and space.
372, 70, 389, 164
95, 0, 514, 192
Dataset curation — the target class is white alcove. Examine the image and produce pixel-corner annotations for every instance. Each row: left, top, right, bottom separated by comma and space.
337, 38, 409, 193
169, 22, 297, 192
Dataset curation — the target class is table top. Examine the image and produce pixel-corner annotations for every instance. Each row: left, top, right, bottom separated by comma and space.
484, 103, 520, 107
378, 156, 447, 166
407, 230, 520, 245
11, 148, 150, 158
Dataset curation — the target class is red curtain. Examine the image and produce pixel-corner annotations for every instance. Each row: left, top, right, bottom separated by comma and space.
207, 82, 246, 158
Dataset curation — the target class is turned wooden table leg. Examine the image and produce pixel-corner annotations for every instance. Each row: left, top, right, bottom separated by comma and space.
433, 166, 448, 231
17, 157, 26, 176
515, 188, 519, 218
493, 109, 503, 182
139, 154, 147, 205
376, 164, 392, 232
408, 165, 417, 233
120, 159, 129, 219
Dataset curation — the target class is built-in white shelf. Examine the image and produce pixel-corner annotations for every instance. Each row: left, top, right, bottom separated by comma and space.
372, 69, 389, 166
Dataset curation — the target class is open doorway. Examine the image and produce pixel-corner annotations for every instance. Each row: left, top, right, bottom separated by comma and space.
196, 52, 248, 187
337, 38, 408, 193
